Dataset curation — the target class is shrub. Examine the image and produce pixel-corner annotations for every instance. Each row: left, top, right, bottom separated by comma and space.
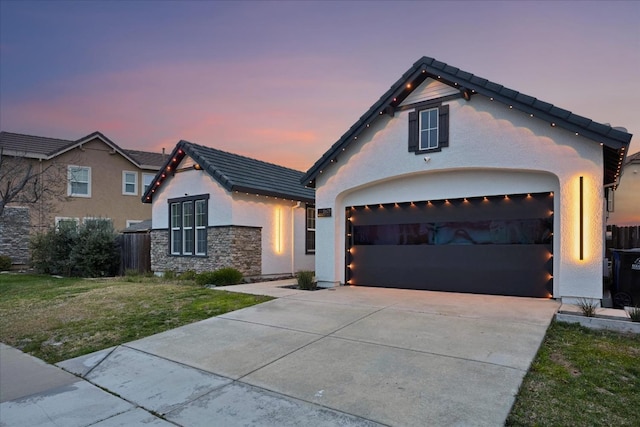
0, 255, 11, 271
576, 297, 598, 317
179, 270, 197, 281
69, 219, 119, 277
627, 306, 640, 323
30, 221, 78, 275
30, 219, 119, 277
296, 270, 316, 290
195, 267, 243, 287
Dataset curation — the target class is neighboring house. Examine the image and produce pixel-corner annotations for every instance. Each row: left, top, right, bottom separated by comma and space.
302, 56, 632, 303
0, 131, 165, 232
142, 140, 315, 277
607, 151, 640, 226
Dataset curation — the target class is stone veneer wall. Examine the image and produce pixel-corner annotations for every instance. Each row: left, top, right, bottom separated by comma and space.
151, 225, 262, 276
0, 206, 31, 266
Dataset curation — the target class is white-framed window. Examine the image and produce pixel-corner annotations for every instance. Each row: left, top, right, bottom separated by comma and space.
169, 194, 209, 256
419, 107, 439, 150
126, 220, 143, 228
195, 199, 207, 255
55, 216, 79, 229
143, 173, 155, 194
122, 171, 138, 195
82, 217, 112, 226
67, 166, 91, 197
306, 204, 315, 254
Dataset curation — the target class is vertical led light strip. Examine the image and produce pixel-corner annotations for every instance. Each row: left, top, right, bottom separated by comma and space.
275, 208, 282, 254
579, 176, 584, 261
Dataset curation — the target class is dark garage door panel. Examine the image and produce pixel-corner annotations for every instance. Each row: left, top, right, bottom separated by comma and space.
351, 244, 552, 297
345, 192, 554, 298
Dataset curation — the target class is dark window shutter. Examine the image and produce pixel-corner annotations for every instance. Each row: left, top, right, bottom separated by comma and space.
408, 111, 418, 152
438, 104, 449, 147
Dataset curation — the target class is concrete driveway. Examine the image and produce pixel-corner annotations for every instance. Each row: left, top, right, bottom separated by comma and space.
2, 284, 559, 426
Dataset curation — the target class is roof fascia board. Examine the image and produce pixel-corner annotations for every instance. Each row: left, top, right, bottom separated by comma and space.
231, 185, 314, 204
142, 141, 186, 203
0, 149, 49, 160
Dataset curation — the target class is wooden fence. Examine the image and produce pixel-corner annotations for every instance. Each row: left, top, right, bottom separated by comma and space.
118, 233, 151, 275
606, 225, 640, 253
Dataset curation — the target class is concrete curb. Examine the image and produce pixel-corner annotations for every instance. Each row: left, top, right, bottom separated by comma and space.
555, 312, 640, 333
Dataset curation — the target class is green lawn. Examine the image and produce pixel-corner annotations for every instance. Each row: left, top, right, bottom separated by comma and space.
0, 273, 272, 363
507, 321, 640, 426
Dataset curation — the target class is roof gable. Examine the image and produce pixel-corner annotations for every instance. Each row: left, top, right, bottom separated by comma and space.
0, 131, 163, 170
142, 140, 314, 204
301, 56, 632, 188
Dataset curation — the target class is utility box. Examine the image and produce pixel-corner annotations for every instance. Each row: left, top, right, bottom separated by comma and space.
611, 248, 640, 308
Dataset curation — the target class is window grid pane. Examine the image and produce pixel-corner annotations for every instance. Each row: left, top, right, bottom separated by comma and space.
419, 108, 439, 150
195, 200, 206, 255
143, 174, 154, 193
69, 167, 90, 195
183, 201, 193, 254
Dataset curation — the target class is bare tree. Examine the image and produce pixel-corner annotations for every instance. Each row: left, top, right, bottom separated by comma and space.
0, 147, 68, 222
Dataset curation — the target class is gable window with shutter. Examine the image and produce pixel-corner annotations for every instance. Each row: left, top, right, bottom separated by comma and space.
408, 103, 449, 154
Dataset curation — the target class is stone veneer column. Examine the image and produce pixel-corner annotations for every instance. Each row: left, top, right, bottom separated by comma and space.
150, 226, 261, 276
0, 207, 31, 267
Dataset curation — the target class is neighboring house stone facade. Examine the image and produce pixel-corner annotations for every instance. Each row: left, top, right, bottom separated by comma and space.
302, 56, 632, 303
0, 206, 30, 267
144, 141, 315, 277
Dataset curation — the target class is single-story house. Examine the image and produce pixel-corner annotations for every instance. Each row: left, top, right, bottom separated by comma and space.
301, 56, 633, 303
142, 140, 315, 277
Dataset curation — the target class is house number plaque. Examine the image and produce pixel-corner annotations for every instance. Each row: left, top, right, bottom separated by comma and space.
317, 208, 332, 218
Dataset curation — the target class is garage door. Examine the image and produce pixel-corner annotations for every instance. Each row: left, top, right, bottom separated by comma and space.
345, 192, 554, 297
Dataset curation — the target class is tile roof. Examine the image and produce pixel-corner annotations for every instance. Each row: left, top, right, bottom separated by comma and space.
0, 131, 74, 157
0, 131, 164, 169
301, 56, 632, 188
142, 140, 315, 204
124, 149, 167, 168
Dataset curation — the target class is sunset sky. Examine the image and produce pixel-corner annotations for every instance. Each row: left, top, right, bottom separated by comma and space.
1, 1, 638, 171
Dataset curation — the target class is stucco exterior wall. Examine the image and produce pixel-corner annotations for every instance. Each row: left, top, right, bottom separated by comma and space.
315, 95, 604, 301
150, 166, 314, 276
607, 157, 640, 226
24, 137, 156, 231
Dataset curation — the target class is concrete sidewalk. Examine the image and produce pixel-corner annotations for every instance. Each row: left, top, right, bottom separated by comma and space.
1, 284, 560, 426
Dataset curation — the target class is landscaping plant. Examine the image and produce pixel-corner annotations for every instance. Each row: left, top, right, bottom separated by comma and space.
296, 270, 316, 290
576, 297, 598, 317
627, 306, 640, 322
0, 255, 11, 271
30, 219, 119, 277
195, 267, 243, 286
